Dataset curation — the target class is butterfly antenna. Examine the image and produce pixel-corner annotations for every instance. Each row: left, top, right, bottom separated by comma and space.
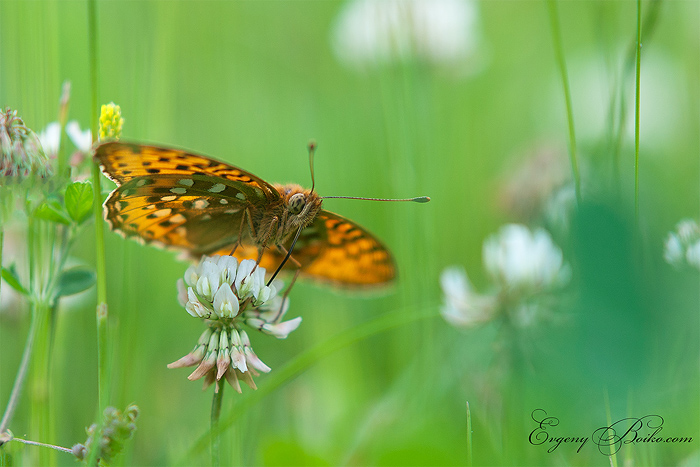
267, 226, 304, 286
322, 195, 431, 203
308, 140, 316, 195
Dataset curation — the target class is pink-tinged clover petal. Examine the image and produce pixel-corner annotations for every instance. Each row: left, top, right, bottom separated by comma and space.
177, 279, 188, 307
224, 368, 242, 393
262, 317, 302, 339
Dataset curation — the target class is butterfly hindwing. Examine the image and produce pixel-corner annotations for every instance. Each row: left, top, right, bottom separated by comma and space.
299, 211, 396, 286
208, 211, 396, 286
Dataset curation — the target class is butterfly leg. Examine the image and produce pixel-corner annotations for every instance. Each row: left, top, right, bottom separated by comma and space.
251, 216, 279, 273
229, 207, 254, 256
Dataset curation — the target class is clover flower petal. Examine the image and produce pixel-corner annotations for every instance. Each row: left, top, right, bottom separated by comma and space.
246, 316, 303, 339
440, 267, 497, 328
38, 122, 61, 158
664, 219, 700, 271
65, 120, 92, 152
176, 279, 188, 307
213, 284, 239, 319
483, 224, 570, 291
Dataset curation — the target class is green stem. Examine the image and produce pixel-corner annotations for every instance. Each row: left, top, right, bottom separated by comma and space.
546, 0, 582, 204
0, 229, 3, 300
611, 0, 660, 190
87, 0, 108, 411
56, 81, 71, 180
0, 310, 38, 435
87, 1, 109, 465
466, 401, 473, 467
211, 383, 224, 467
604, 388, 618, 467
30, 300, 54, 467
634, 0, 642, 223
10, 436, 73, 454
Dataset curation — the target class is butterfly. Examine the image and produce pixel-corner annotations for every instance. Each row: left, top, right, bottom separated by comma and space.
94, 142, 427, 287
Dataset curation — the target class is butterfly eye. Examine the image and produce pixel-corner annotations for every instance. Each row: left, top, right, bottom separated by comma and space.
288, 193, 306, 215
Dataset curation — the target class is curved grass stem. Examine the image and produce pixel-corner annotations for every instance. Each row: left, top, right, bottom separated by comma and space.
546, 0, 582, 204
0, 312, 38, 436
634, 0, 642, 223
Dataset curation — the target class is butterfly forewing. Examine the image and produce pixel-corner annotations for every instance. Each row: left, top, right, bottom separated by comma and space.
96, 142, 282, 251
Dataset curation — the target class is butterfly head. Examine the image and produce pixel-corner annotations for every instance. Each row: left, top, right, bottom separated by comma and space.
276, 184, 323, 230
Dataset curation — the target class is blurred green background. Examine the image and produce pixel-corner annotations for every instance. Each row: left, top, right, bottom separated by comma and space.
1, 0, 698, 465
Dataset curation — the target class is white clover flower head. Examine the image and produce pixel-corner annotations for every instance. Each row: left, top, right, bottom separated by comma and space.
440, 266, 497, 328
664, 219, 700, 270
180, 256, 278, 320
483, 224, 570, 291
65, 121, 92, 152
332, 0, 485, 73
170, 255, 301, 392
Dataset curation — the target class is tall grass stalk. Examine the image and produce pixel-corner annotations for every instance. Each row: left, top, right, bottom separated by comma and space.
546, 0, 582, 204
634, 0, 642, 222
466, 401, 473, 467
603, 388, 618, 467
87, 0, 109, 411
610, 0, 660, 190
86, 0, 111, 464
29, 300, 55, 467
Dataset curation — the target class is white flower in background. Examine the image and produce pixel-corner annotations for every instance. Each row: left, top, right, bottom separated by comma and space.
169, 255, 301, 392
664, 219, 700, 270
440, 267, 497, 328
331, 0, 485, 73
38, 122, 61, 158
440, 225, 570, 330
65, 120, 92, 152
483, 224, 570, 291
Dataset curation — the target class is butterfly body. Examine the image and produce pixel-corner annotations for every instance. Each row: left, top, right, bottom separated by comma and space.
95, 142, 395, 287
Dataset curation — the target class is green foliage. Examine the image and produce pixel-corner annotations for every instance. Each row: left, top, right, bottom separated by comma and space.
64, 181, 94, 225
55, 266, 96, 299
33, 199, 71, 225
1, 265, 27, 295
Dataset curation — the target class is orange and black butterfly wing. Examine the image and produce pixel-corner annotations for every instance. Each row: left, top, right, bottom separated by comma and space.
210, 210, 396, 287
298, 211, 395, 286
94, 142, 281, 254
